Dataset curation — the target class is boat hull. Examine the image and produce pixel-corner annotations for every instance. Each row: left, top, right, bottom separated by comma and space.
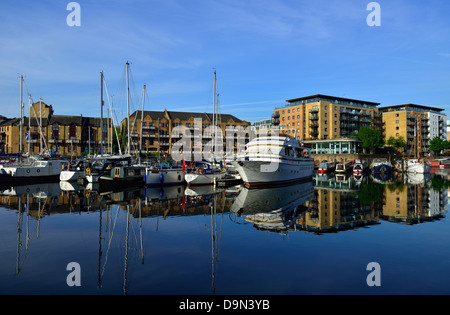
233, 159, 314, 188
145, 168, 185, 186
60, 170, 85, 181
0, 160, 64, 186
185, 172, 225, 186
407, 162, 431, 174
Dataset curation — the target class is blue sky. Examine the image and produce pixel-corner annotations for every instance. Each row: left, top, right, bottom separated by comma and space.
1, 0, 450, 123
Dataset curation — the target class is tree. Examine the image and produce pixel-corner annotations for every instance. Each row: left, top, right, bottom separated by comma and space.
387, 136, 406, 153
357, 127, 384, 154
428, 136, 444, 156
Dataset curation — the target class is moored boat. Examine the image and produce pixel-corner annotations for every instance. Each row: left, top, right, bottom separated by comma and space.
317, 160, 335, 175
335, 161, 353, 173
0, 156, 65, 185
232, 136, 314, 188
60, 160, 86, 182
353, 159, 368, 175
145, 164, 185, 186
184, 161, 225, 186
406, 159, 431, 174
98, 155, 145, 189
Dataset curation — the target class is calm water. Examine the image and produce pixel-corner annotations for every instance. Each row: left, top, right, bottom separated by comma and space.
1, 171, 450, 295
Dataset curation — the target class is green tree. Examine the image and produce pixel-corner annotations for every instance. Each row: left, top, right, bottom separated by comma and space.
357, 127, 384, 154
387, 136, 406, 153
428, 136, 444, 155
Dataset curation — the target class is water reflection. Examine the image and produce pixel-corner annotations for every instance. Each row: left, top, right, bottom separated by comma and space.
0, 171, 449, 294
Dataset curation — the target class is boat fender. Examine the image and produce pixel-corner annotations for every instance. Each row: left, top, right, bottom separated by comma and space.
159, 173, 164, 183
159, 188, 164, 199
27, 169, 30, 173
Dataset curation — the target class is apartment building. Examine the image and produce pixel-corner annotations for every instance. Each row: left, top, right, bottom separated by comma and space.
250, 119, 273, 137
380, 104, 447, 157
121, 109, 250, 156
273, 94, 381, 154
0, 101, 108, 156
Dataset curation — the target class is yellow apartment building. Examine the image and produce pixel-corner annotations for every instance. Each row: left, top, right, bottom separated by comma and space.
0, 101, 109, 157
380, 104, 447, 157
273, 94, 381, 154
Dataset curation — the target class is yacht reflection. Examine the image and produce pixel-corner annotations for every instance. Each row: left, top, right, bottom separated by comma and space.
405, 172, 431, 185
230, 181, 314, 233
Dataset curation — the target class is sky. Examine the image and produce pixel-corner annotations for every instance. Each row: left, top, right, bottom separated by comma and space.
1, 0, 450, 124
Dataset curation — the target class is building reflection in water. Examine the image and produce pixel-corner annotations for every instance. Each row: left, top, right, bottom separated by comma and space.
296, 174, 382, 234
382, 173, 448, 224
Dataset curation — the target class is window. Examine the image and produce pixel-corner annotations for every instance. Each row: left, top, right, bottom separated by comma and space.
52, 124, 59, 138
69, 123, 77, 138
396, 127, 399, 130
396, 120, 399, 124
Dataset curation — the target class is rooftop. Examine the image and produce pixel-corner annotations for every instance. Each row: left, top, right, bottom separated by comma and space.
131, 110, 246, 124
285, 94, 381, 107
379, 104, 445, 113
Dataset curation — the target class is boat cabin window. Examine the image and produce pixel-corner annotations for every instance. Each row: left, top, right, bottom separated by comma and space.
285, 146, 294, 157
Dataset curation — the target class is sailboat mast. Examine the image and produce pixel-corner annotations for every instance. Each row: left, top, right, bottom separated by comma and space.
39, 99, 43, 154
100, 71, 104, 156
19, 75, 23, 157
28, 95, 31, 155
126, 62, 131, 155
213, 70, 217, 160
140, 85, 146, 153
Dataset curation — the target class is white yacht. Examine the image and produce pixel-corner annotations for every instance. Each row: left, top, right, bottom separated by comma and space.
232, 136, 314, 188
406, 159, 431, 174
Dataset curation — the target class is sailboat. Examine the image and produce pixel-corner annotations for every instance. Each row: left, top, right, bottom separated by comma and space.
185, 70, 225, 186
406, 121, 430, 174
98, 63, 145, 189
0, 75, 65, 185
